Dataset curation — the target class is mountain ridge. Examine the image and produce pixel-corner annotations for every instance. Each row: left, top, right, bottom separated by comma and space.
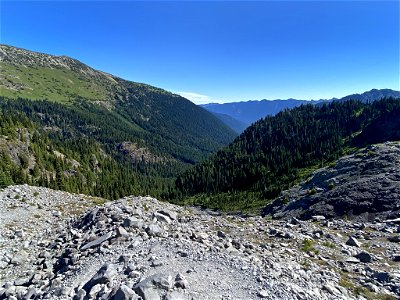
201, 89, 400, 128
0, 44, 236, 199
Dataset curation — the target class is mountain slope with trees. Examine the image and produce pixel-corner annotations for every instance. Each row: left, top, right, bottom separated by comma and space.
175, 98, 400, 212
210, 112, 248, 133
0, 45, 236, 199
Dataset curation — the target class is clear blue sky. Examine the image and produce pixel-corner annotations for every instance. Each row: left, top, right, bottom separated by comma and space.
1, 1, 399, 104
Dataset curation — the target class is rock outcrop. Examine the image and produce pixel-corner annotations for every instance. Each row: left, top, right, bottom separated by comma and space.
265, 141, 400, 221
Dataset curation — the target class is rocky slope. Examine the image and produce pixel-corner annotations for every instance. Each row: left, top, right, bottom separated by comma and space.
1, 185, 399, 299
265, 142, 400, 221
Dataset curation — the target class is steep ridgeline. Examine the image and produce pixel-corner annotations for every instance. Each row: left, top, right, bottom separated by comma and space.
337, 88, 400, 103
175, 98, 400, 212
201, 99, 320, 127
211, 112, 248, 133
0, 45, 236, 199
201, 89, 400, 129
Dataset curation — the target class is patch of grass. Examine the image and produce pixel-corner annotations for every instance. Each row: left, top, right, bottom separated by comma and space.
14, 194, 20, 199
297, 165, 320, 182
91, 197, 106, 206
300, 238, 319, 254
179, 191, 267, 215
339, 276, 397, 300
322, 241, 336, 249
327, 182, 335, 190
327, 161, 337, 168
300, 259, 311, 270
282, 195, 289, 204
0, 62, 108, 103
33, 191, 39, 197
307, 188, 317, 196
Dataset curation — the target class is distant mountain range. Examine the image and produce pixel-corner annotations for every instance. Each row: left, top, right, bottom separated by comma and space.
201, 89, 400, 132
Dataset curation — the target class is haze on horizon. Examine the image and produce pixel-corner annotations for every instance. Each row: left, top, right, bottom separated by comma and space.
1, 1, 399, 104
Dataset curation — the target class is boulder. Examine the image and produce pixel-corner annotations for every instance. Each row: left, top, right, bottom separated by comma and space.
134, 273, 173, 300
83, 264, 118, 292
110, 284, 138, 300
80, 232, 112, 250
346, 236, 362, 247
355, 252, 373, 263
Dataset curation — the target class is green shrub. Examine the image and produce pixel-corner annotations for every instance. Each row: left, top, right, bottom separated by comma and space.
300, 238, 319, 254
308, 188, 317, 196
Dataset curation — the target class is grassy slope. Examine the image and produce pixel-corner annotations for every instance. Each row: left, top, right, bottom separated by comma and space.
0, 62, 108, 102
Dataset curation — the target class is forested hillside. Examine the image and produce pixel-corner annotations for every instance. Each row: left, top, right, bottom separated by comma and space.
0, 93, 237, 199
175, 98, 400, 212
0, 46, 237, 199
0, 45, 236, 162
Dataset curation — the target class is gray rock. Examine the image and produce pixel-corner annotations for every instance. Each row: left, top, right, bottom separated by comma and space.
146, 224, 163, 237
216, 230, 226, 238
263, 143, 400, 220
14, 277, 28, 286
23, 287, 38, 299
345, 257, 360, 263
257, 289, 269, 298
123, 217, 142, 229
83, 263, 118, 292
157, 210, 177, 221
73, 289, 86, 300
312, 215, 326, 221
388, 235, 400, 243
323, 283, 341, 296
80, 232, 112, 250
373, 271, 390, 283
165, 291, 191, 300
174, 273, 188, 289
153, 212, 171, 224
119, 254, 131, 264
88, 284, 103, 299
117, 226, 129, 239
384, 218, 400, 224
110, 284, 137, 300
134, 273, 173, 300
355, 252, 373, 263
364, 282, 379, 292
14, 229, 24, 238
346, 236, 362, 247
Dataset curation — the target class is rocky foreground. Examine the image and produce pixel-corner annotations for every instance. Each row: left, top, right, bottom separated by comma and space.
0, 185, 399, 300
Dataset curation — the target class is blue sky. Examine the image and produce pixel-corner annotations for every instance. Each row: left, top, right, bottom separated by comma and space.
1, 1, 399, 104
